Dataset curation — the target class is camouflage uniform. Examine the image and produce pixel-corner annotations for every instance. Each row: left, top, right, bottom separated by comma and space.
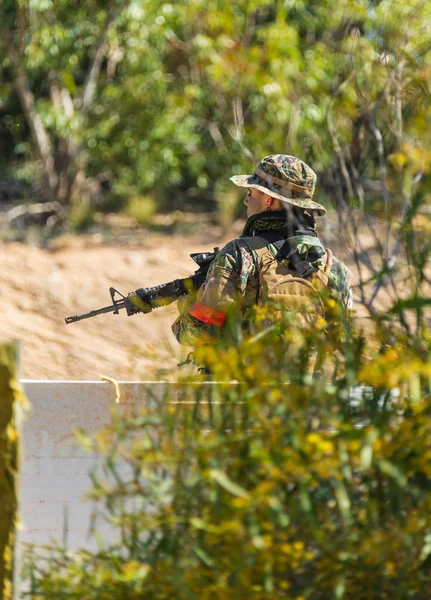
172, 226, 352, 347
172, 155, 352, 347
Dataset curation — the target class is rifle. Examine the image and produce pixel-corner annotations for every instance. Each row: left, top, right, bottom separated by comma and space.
64, 248, 219, 324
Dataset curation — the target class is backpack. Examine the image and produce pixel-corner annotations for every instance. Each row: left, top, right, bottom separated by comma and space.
243, 235, 333, 329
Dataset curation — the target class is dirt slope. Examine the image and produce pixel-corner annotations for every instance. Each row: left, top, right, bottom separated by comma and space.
0, 227, 231, 380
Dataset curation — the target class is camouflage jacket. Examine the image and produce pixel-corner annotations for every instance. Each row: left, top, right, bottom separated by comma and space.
172, 227, 352, 348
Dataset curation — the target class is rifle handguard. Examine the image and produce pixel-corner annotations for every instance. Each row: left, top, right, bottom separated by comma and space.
135, 279, 189, 309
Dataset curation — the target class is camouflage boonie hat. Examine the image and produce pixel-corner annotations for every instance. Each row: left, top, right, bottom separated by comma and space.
230, 154, 326, 216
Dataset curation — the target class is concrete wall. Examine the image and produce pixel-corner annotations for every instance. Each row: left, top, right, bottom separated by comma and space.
18, 380, 215, 552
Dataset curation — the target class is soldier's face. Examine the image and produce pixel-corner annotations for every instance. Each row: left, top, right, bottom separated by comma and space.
244, 188, 267, 218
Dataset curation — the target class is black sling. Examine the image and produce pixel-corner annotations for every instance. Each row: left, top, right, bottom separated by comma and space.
256, 231, 318, 280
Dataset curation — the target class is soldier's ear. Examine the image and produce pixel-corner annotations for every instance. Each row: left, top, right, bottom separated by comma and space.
265, 195, 274, 208
266, 196, 282, 210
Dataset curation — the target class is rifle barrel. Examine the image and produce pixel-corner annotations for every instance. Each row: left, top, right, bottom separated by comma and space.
65, 301, 126, 324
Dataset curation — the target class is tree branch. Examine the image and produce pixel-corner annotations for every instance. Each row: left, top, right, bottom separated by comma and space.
367, 171, 423, 310
394, 58, 405, 150
327, 110, 354, 200
0, 201, 64, 225
81, 1, 128, 116
368, 109, 390, 256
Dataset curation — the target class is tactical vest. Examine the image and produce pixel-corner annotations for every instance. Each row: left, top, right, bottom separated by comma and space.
242, 235, 333, 329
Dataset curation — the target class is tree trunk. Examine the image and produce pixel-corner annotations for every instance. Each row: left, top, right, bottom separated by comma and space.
4, 29, 58, 202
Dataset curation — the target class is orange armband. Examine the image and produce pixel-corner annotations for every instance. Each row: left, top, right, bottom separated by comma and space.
188, 301, 227, 328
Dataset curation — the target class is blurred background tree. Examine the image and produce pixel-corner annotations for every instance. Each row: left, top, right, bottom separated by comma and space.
0, 0, 429, 225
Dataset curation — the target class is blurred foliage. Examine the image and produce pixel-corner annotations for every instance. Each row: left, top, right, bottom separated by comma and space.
0, 0, 429, 222
68, 202, 96, 232
0, 342, 24, 600
22, 289, 431, 598
124, 194, 157, 225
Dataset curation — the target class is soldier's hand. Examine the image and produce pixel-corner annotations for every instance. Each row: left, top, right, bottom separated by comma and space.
125, 291, 152, 316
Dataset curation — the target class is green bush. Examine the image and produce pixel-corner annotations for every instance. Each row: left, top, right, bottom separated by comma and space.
216, 187, 243, 232
124, 195, 157, 225
68, 202, 96, 232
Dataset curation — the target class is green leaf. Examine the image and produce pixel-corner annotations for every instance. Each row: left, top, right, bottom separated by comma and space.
378, 460, 408, 488
209, 469, 249, 498
193, 547, 215, 567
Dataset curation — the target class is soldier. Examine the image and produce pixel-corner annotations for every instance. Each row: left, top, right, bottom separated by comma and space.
172, 154, 352, 349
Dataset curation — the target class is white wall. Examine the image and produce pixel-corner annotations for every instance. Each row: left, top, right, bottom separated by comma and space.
18, 381, 216, 552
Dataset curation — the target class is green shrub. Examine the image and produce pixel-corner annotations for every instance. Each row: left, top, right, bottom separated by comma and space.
216, 187, 243, 232
124, 195, 157, 225
68, 202, 96, 232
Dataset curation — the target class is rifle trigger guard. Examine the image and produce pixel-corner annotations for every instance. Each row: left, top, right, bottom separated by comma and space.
109, 287, 126, 314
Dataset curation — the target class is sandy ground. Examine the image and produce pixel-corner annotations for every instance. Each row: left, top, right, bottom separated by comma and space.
0, 214, 383, 381
0, 222, 236, 380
